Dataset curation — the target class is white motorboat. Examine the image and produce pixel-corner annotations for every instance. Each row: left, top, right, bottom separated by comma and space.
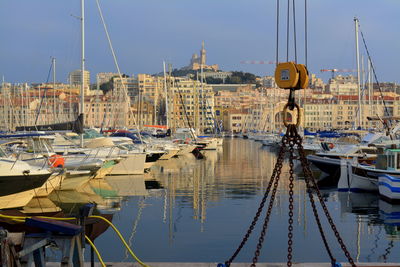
196, 137, 218, 150
307, 145, 377, 180
0, 145, 53, 197
379, 174, 400, 203
0, 170, 64, 210
338, 148, 400, 192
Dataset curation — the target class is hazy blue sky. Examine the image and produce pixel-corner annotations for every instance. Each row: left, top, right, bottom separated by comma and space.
0, 0, 399, 84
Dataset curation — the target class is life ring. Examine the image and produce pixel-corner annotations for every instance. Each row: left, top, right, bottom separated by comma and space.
48, 154, 65, 168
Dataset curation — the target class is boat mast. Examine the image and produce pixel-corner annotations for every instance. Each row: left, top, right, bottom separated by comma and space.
354, 17, 362, 129
154, 79, 158, 125
163, 61, 169, 128
200, 63, 204, 135
368, 59, 372, 116
80, 0, 85, 147
52, 57, 56, 121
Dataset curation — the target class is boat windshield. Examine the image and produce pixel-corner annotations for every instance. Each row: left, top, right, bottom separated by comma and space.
0, 147, 7, 157
117, 143, 137, 151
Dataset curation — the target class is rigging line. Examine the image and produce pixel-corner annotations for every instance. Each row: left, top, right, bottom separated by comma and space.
286, 0, 290, 61
304, 0, 308, 66
292, 0, 297, 63
175, 77, 195, 138
275, 0, 280, 66
34, 60, 54, 127
96, 0, 143, 143
358, 27, 391, 122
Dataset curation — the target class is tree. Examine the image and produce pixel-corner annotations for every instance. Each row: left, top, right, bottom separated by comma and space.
205, 77, 224, 84
99, 74, 129, 94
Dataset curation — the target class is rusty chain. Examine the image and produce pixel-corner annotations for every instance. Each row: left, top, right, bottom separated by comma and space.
286, 126, 296, 267
250, 139, 285, 266
293, 128, 336, 263
293, 127, 357, 267
224, 115, 356, 267
225, 138, 287, 267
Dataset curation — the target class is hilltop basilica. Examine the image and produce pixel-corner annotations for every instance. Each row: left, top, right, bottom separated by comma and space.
185, 41, 219, 71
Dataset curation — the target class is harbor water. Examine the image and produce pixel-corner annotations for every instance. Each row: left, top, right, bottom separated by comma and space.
81, 138, 400, 263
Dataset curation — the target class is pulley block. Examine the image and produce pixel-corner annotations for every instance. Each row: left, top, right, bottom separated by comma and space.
274, 62, 309, 89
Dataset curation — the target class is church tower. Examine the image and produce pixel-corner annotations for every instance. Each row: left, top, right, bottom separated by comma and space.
200, 41, 206, 65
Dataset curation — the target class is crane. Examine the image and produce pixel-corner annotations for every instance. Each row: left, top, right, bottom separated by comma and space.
240, 60, 276, 65
320, 68, 357, 79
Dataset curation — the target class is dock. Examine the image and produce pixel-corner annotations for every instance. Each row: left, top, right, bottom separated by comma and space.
46, 263, 400, 267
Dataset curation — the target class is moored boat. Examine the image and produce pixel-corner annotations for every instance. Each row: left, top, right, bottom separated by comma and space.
379, 174, 400, 203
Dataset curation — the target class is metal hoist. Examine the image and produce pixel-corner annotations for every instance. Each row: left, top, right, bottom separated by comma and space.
220, 0, 357, 266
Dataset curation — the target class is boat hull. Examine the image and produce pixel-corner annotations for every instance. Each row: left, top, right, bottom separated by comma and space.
307, 155, 341, 177
338, 160, 385, 192
159, 149, 179, 160
108, 153, 146, 175
176, 144, 197, 156
0, 172, 52, 197
379, 174, 400, 203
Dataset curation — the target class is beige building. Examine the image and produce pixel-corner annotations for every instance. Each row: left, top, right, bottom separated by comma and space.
69, 70, 90, 87
222, 109, 247, 133
326, 75, 358, 95
97, 72, 118, 85
84, 94, 153, 129
303, 94, 400, 131
112, 76, 138, 99
136, 74, 164, 99
167, 77, 215, 134
68, 70, 91, 96
0, 83, 80, 131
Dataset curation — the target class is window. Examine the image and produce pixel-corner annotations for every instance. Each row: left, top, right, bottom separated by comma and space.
397, 154, 400, 169
389, 154, 394, 168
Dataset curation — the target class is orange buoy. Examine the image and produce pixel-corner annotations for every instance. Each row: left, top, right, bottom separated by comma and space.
48, 154, 65, 168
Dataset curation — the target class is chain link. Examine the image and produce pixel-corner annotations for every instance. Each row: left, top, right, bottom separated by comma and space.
225, 140, 287, 266
225, 121, 357, 267
293, 129, 336, 262
293, 125, 357, 267
251, 145, 285, 266
286, 125, 296, 267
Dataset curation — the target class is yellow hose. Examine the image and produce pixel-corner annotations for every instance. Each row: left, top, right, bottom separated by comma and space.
0, 213, 76, 221
85, 235, 106, 267
0, 213, 150, 267
89, 215, 150, 267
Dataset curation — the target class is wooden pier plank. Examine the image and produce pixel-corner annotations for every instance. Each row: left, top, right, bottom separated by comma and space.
46, 263, 400, 267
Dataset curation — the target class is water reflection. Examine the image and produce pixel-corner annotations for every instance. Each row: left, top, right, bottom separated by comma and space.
0, 138, 399, 263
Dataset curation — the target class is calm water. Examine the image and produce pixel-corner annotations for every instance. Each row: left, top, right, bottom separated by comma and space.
89, 138, 399, 263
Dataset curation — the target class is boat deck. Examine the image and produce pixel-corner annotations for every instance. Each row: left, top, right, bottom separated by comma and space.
47, 263, 400, 267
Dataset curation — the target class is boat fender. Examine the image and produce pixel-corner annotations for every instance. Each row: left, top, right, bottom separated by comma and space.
328, 143, 335, 149
321, 142, 329, 151
331, 262, 342, 267
48, 154, 65, 168
217, 263, 226, 267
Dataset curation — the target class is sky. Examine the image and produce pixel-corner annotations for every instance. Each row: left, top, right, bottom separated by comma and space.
0, 0, 399, 84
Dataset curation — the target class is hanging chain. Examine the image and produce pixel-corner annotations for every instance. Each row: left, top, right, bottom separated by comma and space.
225, 142, 286, 267
294, 132, 357, 267
224, 95, 356, 267
295, 130, 336, 262
286, 125, 296, 266
251, 136, 287, 266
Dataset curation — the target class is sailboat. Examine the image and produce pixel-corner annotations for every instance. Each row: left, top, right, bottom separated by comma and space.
13, 58, 83, 134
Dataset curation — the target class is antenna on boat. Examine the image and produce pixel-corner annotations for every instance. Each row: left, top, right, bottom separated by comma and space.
80, 0, 85, 148
354, 17, 362, 129
163, 61, 169, 128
